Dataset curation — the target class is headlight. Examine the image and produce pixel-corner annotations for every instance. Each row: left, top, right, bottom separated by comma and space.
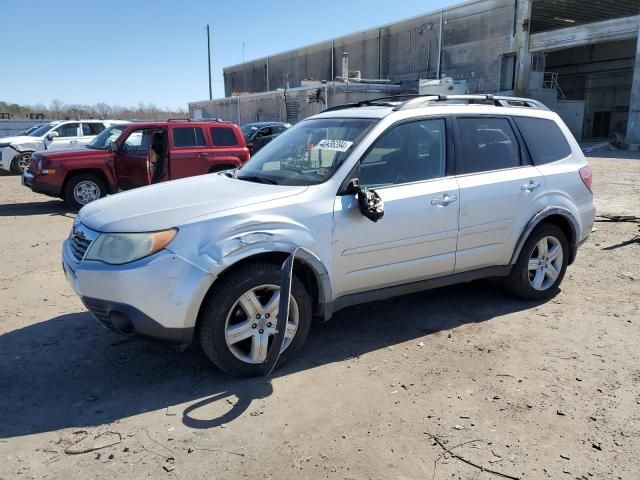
85, 229, 177, 265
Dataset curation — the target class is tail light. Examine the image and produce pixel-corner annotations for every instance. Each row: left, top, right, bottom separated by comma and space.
579, 165, 593, 192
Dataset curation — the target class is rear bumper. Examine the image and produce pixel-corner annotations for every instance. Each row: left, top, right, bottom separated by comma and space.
22, 172, 62, 197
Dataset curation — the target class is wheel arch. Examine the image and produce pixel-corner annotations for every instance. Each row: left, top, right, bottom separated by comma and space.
510, 207, 579, 266
62, 168, 113, 196
195, 246, 332, 332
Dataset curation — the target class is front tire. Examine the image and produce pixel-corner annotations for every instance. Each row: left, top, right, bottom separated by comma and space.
63, 174, 107, 210
505, 223, 569, 300
10, 152, 33, 174
198, 262, 312, 377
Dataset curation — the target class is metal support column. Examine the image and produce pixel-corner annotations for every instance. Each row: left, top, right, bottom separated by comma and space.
627, 31, 640, 144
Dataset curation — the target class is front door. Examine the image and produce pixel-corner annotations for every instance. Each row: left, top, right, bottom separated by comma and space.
332, 118, 459, 297
114, 128, 160, 190
46, 122, 82, 151
453, 116, 546, 272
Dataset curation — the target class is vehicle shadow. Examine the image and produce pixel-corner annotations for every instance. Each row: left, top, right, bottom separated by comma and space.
0, 199, 75, 217
0, 280, 548, 439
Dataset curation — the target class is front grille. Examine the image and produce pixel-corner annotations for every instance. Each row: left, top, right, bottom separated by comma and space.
71, 233, 92, 261
69, 222, 99, 262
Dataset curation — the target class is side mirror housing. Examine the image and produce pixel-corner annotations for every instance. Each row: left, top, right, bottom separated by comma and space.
110, 142, 118, 153
344, 177, 360, 195
47, 131, 59, 140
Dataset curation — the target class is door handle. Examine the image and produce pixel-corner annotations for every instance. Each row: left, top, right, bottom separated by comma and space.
69, 140, 78, 144
197, 153, 209, 157
431, 194, 458, 206
521, 181, 541, 191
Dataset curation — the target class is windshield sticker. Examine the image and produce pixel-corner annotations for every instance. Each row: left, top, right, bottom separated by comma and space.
313, 139, 354, 152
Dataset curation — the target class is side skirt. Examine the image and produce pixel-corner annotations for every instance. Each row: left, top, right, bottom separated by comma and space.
322, 265, 512, 320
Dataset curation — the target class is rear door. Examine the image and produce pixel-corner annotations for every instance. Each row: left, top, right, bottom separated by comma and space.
209, 125, 246, 169
114, 128, 156, 190
168, 126, 209, 179
46, 123, 82, 151
453, 116, 545, 272
332, 117, 459, 297
80, 122, 106, 146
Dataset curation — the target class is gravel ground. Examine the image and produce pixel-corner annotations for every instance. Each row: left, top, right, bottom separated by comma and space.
0, 155, 638, 480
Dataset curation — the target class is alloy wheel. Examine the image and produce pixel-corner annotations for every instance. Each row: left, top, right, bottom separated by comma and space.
17, 153, 31, 173
224, 284, 299, 364
527, 236, 563, 291
73, 180, 100, 205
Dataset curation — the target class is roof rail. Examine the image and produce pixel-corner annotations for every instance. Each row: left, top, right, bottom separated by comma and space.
322, 94, 424, 113
393, 94, 550, 111
167, 118, 192, 122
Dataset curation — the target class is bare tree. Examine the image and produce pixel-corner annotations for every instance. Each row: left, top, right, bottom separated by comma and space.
50, 98, 64, 119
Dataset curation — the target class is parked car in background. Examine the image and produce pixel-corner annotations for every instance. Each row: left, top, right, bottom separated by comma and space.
19, 125, 40, 136
0, 119, 126, 174
23, 119, 250, 209
241, 121, 290, 154
61, 94, 595, 377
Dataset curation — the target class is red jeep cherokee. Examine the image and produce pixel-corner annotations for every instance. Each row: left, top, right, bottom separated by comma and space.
22, 120, 250, 209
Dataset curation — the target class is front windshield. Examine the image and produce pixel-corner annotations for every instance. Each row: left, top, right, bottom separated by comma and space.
28, 123, 54, 137
237, 118, 377, 186
87, 125, 126, 149
241, 124, 259, 140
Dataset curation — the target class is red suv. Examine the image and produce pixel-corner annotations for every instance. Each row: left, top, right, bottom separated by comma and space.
22, 120, 250, 209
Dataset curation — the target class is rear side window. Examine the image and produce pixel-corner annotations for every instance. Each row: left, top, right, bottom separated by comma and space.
210, 127, 238, 146
173, 127, 206, 147
513, 117, 571, 164
457, 117, 521, 174
82, 123, 105, 136
55, 123, 80, 137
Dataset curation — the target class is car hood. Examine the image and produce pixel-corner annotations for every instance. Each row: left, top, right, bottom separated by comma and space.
0, 135, 38, 145
37, 148, 107, 162
79, 174, 308, 232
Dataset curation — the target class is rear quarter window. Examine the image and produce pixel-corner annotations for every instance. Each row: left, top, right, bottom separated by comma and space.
513, 117, 572, 165
173, 127, 206, 147
210, 127, 239, 146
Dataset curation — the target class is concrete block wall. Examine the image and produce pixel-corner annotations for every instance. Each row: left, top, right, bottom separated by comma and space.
223, 0, 517, 96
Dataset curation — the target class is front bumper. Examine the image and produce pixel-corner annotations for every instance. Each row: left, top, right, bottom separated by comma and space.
62, 236, 215, 345
0, 146, 17, 171
22, 171, 62, 197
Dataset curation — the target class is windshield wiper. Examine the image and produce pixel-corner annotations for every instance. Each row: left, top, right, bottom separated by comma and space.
86, 145, 97, 149
237, 174, 278, 185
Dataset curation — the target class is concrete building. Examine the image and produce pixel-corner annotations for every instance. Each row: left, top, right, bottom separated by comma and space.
189, 0, 640, 142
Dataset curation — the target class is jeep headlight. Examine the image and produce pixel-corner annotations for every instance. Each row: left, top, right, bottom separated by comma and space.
85, 229, 177, 265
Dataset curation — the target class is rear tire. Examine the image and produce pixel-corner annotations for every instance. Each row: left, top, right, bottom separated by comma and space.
198, 262, 312, 377
63, 174, 107, 210
505, 223, 569, 300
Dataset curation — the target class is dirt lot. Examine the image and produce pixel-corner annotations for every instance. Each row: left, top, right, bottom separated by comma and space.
0, 156, 638, 480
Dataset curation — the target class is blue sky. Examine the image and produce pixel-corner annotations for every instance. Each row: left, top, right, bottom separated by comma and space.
1, 0, 458, 110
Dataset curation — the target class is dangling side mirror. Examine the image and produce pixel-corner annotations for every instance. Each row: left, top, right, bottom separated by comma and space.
357, 187, 385, 222
345, 177, 384, 222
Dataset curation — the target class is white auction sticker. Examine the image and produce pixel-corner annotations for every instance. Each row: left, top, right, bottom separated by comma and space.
313, 139, 354, 152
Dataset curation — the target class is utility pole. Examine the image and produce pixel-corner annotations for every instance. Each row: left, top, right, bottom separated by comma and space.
242, 42, 245, 63
206, 24, 212, 100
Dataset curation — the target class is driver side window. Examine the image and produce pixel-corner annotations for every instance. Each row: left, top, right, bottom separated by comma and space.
359, 119, 446, 188
55, 123, 80, 138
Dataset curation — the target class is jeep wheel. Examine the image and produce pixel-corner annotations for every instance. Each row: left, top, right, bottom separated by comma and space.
63, 174, 107, 210
10, 152, 32, 174
198, 262, 312, 377
505, 223, 568, 300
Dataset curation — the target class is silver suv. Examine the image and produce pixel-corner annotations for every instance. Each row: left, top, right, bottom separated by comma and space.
62, 95, 595, 376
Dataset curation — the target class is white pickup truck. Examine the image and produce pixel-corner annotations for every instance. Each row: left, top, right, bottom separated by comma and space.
0, 119, 127, 173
